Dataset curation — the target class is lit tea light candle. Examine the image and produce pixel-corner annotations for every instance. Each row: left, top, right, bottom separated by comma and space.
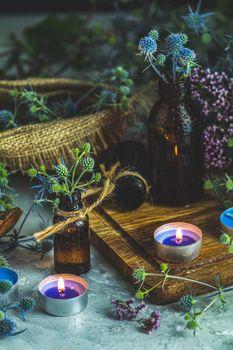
154, 222, 202, 263
39, 274, 88, 317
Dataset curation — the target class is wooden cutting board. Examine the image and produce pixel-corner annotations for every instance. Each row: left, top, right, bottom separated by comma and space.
89, 198, 232, 304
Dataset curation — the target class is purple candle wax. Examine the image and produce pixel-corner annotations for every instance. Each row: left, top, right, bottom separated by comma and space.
41, 279, 86, 300
156, 229, 200, 247
44, 286, 79, 299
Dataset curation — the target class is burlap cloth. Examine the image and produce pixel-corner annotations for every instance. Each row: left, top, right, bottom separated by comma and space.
0, 78, 156, 171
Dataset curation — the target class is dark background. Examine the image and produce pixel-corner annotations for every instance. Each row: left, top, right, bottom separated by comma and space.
0, 0, 215, 13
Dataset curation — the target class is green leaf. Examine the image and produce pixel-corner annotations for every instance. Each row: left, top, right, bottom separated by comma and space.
228, 138, 233, 148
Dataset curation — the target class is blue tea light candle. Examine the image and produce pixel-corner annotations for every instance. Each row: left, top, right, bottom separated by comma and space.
154, 222, 202, 263
39, 274, 88, 317
220, 208, 233, 235
0, 267, 18, 305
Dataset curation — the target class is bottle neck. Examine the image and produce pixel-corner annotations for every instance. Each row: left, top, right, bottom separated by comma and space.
159, 79, 189, 103
58, 192, 82, 212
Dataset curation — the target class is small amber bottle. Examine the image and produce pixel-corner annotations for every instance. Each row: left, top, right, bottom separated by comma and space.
53, 191, 90, 275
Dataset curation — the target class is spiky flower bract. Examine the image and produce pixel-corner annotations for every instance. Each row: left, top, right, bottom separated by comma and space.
0, 315, 17, 338
0, 280, 13, 294
0, 311, 4, 321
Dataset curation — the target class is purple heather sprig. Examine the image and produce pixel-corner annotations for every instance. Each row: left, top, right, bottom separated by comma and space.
190, 67, 233, 170
111, 298, 146, 320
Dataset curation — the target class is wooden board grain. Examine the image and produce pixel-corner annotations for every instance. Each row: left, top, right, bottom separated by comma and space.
89, 198, 233, 304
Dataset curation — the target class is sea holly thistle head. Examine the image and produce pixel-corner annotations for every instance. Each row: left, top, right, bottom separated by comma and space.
20, 296, 36, 311
0, 255, 9, 267
135, 289, 145, 300
179, 295, 196, 312
0, 315, 17, 338
204, 179, 213, 191
148, 29, 159, 41
154, 54, 166, 67
132, 267, 147, 283
182, 0, 214, 34
27, 143, 100, 206
138, 36, 157, 59
177, 47, 196, 67
0, 280, 13, 294
225, 174, 233, 191
185, 312, 200, 335
55, 164, 69, 178
219, 233, 231, 245
166, 33, 184, 56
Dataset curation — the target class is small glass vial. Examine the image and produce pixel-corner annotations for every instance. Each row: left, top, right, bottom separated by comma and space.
53, 192, 90, 275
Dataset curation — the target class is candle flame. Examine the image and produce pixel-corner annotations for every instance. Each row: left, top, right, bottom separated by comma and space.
58, 277, 65, 294
176, 228, 183, 243
174, 145, 178, 156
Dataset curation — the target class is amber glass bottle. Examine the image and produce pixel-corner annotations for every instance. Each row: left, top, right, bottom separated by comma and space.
53, 191, 90, 275
148, 80, 203, 206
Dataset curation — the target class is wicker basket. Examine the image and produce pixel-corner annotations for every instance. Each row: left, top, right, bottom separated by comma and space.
0, 78, 155, 172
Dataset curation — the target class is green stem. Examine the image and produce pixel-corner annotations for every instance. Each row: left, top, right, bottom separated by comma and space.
71, 151, 85, 187
73, 169, 86, 189
146, 273, 217, 291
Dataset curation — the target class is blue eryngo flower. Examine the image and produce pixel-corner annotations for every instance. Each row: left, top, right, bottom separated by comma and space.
166, 34, 184, 56
138, 36, 157, 59
0, 110, 16, 130
100, 90, 117, 104
0, 315, 17, 338
177, 47, 196, 66
182, 0, 214, 33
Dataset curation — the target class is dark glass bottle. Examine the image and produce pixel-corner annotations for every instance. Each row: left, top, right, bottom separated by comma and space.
99, 140, 148, 211
148, 80, 204, 206
53, 191, 90, 275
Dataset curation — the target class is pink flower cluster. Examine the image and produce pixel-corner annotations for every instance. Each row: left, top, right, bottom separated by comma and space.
190, 68, 233, 170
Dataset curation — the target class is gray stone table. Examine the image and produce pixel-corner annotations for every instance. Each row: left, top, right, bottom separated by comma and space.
1, 175, 233, 350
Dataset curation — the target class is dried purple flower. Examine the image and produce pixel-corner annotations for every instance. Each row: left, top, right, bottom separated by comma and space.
111, 298, 147, 320
141, 311, 161, 334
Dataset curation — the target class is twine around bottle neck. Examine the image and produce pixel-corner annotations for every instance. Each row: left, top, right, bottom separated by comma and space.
33, 163, 149, 242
